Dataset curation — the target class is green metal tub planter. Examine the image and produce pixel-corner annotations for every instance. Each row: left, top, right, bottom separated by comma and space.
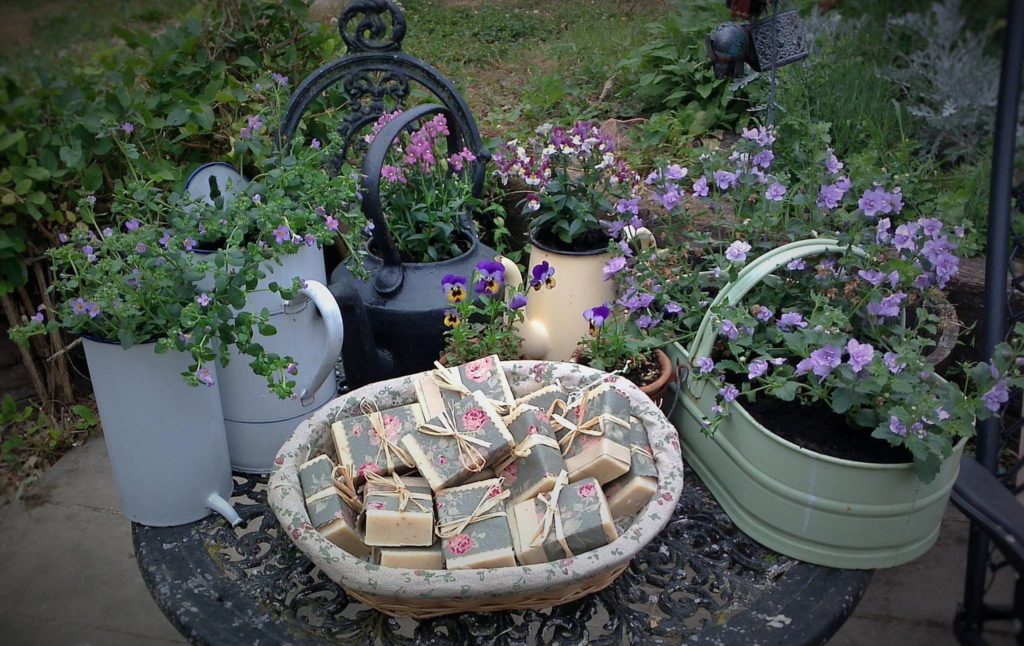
667, 239, 966, 570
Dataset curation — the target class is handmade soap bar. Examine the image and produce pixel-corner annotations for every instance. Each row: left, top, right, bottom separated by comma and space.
401, 390, 515, 492
604, 419, 659, 519
507, 473, 618, 566
495, 405, 566, 504
514, 384, 568, 416
375, 544, 445, 570
298, 454, 336, 497
363, 473, 435, 547
305, 488, 370, 559
435, 478, 516, 570
416, 355, 515, 418
331, 402, 424, 482
553, 383, 632, 485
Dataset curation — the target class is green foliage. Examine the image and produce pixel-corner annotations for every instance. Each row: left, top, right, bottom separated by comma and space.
0, 0, 342, 295
0, 396, 92, 491
440, 265, 527, 365
617, 0, 755, 136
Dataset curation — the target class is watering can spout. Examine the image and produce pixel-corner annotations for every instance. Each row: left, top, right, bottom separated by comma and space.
207, 492, 242, 527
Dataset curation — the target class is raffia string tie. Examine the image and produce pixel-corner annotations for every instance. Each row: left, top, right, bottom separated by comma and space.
631, 445, 655, 461
363, 471, 430, 513
435, 481, 510, 539
494, 432, 560, 474
529, 470, 572, 558
431, 361, 511, 415
360, 399, 415, 472
417, 403, 492, 473
330, 464, 362, 512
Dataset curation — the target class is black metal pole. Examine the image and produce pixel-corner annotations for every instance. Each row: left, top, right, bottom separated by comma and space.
961, 0, 1024, 637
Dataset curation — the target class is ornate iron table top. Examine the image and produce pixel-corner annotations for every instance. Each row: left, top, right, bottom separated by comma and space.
132, 464, 870, 645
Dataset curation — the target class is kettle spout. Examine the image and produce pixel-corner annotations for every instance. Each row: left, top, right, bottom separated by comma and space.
329, 280, 394, 389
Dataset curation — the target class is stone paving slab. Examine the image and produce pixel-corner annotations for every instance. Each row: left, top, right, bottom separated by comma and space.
0, 434, 1019, 644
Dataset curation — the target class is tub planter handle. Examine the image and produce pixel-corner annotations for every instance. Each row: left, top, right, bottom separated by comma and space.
686, 238, 867, 398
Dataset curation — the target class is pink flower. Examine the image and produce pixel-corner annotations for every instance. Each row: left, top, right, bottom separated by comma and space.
577, 482, 597, 498
448, 533, 473, 555
527, 425, 539, 435
382, 414, 401, 437
367, 501, 385, 510
357, 463, 380, 477
351, 424, 363, 437
438, 454, 448, 466
487, 484, 503, 497
500, 462, 519, 484
463, 356, 494, 383
462, 408, 488, 432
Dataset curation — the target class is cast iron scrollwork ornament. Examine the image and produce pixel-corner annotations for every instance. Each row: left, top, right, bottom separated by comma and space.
339, 0, 407, 52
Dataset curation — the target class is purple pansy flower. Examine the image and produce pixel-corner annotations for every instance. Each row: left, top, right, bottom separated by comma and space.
583, 304, 611, 335
508, 293, 528, 310
441, 274, 468, 303
474, 260, 506, 295
530, 261, 556, 290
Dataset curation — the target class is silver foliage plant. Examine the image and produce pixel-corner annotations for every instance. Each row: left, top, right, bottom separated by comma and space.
883, 0, 1019, 162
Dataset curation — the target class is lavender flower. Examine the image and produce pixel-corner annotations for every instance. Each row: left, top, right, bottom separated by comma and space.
183, 237, 197, 251
197, 293, 211, 307
787, 258, 806, 271
719, 384, 740, 402
719, 319, 740, 340
725, 240, 752, 263
696, 357, 715, 374
196, 368, 215, 387
765, 182, 787, 202
603, 256, 627, 280
867, 292, 906, 320
883, 352, 906, 374
286, 363, 298, 376
120, 122, 135, 134
796, 345, 843, 378
754, 306, 774, 323
982, 380, 1010, 412
816, 183, 844, 209
777, 311, 808, 331
846, 339, 875, 373
125, 218, 140, 231
381, 165, 407, 184
876, 218, 892, 244
858, 269, 885, 287
636, 314, 657, 330
889, 416, 908, 436
615, 196, 640, 216
858, 187, 890, 218
310, 138, 321, 150
273, 225, 291, 244
753, 149, 774, 169
271, 72, 289, 86
71, 298, 87, 315
159, 232, 171, 248
325, 215, 339, 231
135, 242, 147, 254
747, 359, 769, 380
252, 193, 262, 205
885, 188, 904, 214
892, 223, 920, 252
692, 175, 709, 198
825, 147, 843, 174
619, 291, 655, 311
713, 170, 737, 190
665, 302, 683, 315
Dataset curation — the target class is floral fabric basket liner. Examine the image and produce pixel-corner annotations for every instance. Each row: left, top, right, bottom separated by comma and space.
269, 361, 684, 607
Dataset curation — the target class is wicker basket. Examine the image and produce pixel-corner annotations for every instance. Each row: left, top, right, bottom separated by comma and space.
268, 361, 685, 618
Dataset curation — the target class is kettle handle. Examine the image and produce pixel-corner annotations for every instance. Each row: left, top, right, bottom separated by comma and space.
363, 104, 480, 296
283, 279, 344, 407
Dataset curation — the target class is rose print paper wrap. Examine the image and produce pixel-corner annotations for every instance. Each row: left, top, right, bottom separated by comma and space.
305, 488, 370, 559
603, 419, 659, 520
401, 390, 515, 492
513, 384, 568, 416
416, 355, 515, 418
507, 472, 617, 565
494, 404, 566, 504
552, 382, 632, 484
298, 454, 336, 498
435, 478, 516, 569
362, 473, 435, 547
331, 401, 424, 483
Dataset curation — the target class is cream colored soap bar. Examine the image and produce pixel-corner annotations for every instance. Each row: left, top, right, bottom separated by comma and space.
375, 544, 445, 570
605, 475, 658, 519
508, 477, 617, 565
435, 478, 516, 570
305, 488, 370, 559
363, 475, 434, 547
564, 438, 631, 485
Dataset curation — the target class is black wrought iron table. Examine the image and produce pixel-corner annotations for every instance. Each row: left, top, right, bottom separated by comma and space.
132, 463, 871, 645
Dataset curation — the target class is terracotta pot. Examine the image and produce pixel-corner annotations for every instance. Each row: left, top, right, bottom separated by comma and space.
640, 349, 673, 405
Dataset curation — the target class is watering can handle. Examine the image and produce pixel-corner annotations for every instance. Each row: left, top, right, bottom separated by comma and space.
284, 279, 344, 407
363, 104, 471, 296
